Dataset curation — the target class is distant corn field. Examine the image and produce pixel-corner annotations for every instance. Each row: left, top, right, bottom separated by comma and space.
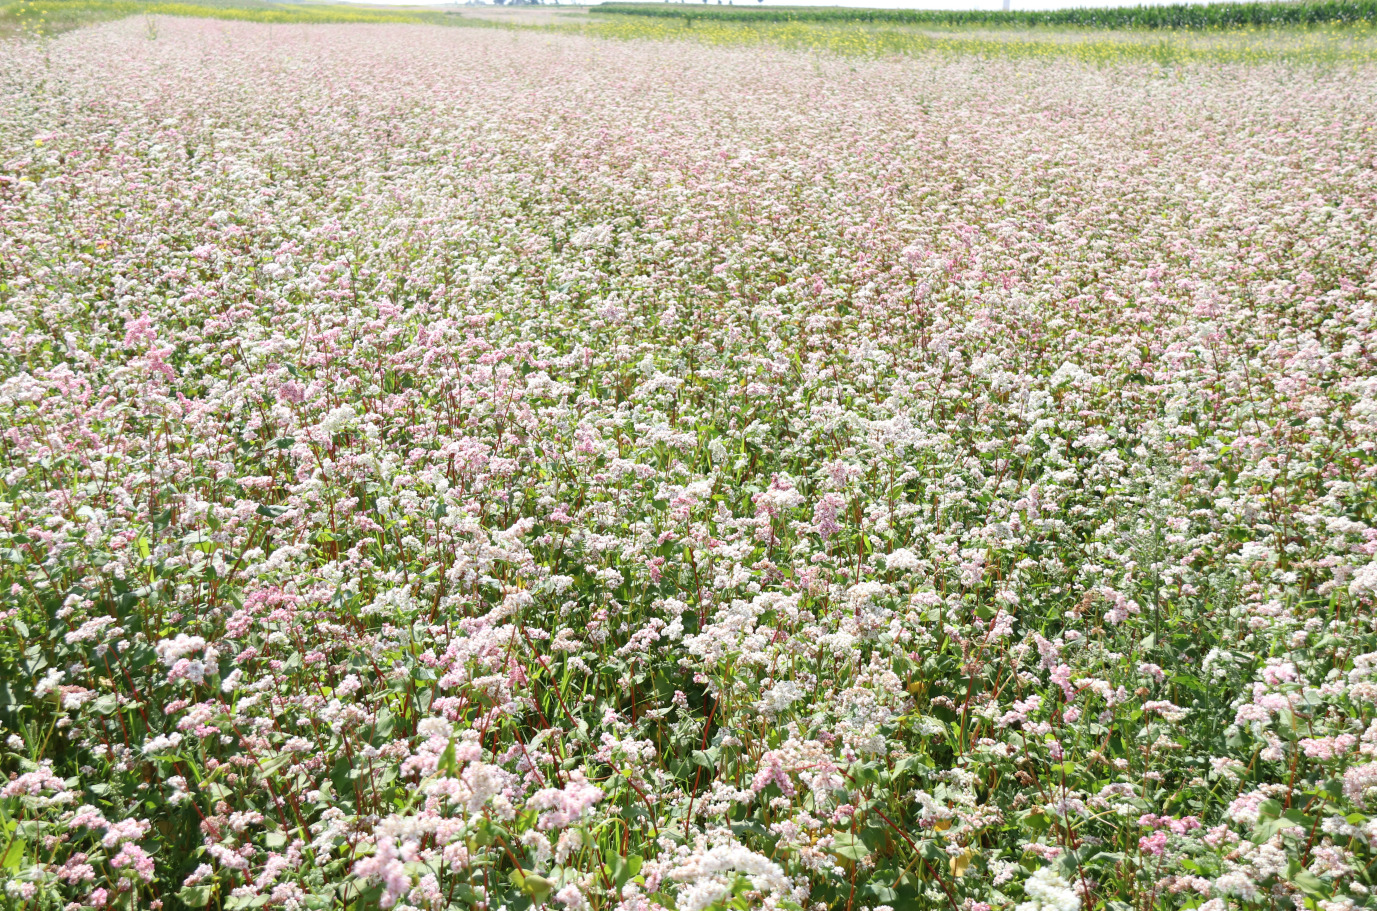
593, 0, 1377, 29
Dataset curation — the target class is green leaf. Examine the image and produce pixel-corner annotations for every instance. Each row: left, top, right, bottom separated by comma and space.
257, 754, 291, 778
437, 739, 458, 777
182, 531, 215, 551
471, 818, 497, 846
849, 761, 883, 786
1290, 869, 1329, 898
606, 851, 629, 887
893, 755, 927, 777
730, 820, 770, 841
830, 832, 872, 861
1, 839, 26, 870
918, 840, 946, 863
1282, 809, 1313, 829
1252, 817, 1290, 843
375, 706, 395, 739
864, 879, 899, 902
177, 885, 214, 908
522, 872, 554, 900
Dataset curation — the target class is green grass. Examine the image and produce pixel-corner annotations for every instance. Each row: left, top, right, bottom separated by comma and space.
593, 0, 1377, 29
571, 11, 1377, 63
0, 0, 464, 38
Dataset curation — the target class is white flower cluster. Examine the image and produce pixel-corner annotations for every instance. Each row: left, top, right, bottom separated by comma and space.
668, 841, 792, 911
1016, 866, 1081, 911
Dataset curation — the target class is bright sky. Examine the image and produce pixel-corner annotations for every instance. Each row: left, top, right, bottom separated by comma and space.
353, 0, 1238, 11
574, 0, 1223, 6
593, 0, 1215, 7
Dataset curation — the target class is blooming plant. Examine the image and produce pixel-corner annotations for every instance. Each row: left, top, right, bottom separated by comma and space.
1, 16, 1376, 911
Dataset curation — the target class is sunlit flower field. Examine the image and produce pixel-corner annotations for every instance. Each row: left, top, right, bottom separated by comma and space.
1, 16, 1376, 911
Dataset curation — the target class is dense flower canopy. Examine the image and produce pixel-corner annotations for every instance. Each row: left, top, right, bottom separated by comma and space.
1, 16, 1376, 911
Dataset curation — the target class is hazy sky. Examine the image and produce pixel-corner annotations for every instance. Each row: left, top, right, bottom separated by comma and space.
354, 0, 1231, 11
579, 0, 1222, 6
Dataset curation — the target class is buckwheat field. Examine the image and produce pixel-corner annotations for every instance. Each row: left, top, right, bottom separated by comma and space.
1, 14, 1376, 911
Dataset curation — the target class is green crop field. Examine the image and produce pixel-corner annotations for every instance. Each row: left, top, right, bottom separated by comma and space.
593, 0, 1377, 29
